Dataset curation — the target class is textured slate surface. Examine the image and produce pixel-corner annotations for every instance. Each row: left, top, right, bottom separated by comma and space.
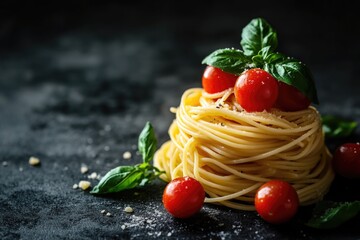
0, 2, 359, 239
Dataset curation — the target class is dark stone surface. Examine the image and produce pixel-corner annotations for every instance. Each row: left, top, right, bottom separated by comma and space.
0, 2, 359, 239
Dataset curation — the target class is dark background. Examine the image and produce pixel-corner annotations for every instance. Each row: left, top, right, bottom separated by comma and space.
0, 1, 359, 239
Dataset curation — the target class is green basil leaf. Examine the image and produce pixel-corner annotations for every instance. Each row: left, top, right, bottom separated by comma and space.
90, 165, 139, 194
260, 48, 285, 64
264, 59, 319, 104
138, 122, 157, 163
201, 48, 253, 75
322, 115, 358, 138
139, 165, 165, 186
241, 18, 278, 56
306, 201, 360, 229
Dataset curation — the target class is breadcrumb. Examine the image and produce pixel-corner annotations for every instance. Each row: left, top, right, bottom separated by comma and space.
29, 157, 40, 166
79, 180, 91, 190
88, 172, 97, 179
123, 151, 132, 159
73, 184, 78, 189
124, 206, 133, 213
80, 165, 89, 174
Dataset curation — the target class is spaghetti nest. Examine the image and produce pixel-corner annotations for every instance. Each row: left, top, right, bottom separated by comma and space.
154, 88, 334, 211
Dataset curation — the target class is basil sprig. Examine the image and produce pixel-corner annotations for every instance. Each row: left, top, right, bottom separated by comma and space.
202, 18, 319, 104
306, 201, 360, 229
90, 122, 164, 194
322, 115, 358, 138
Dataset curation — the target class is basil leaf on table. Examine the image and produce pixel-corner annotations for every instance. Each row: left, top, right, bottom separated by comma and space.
90, 122, 164, 195
241, 18, 278, 56
306, 201, 360, 229
264, 59, 319, 104
138, 121, 157, 163
201, 48, 253, 75
90, 165, 142, 194
322, 115, 358, 138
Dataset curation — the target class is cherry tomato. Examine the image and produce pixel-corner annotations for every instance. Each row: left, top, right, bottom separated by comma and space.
255, 180, 299, 224
332, 142, 360, 178
202, 66, 238, 94
162, 176, 205, 218
234, 68, 279, 112
276, 81, 311, 111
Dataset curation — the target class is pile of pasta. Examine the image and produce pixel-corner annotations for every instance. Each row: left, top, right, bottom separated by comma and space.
154, 88, 334, 211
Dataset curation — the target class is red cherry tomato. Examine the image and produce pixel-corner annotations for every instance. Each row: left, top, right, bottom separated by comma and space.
255, 180, 299, 224
162, 176, 205, 218
202, 66, 238, 94
276, 82, 311, 111
234, 68, 279, 112
332, 142, 360, 178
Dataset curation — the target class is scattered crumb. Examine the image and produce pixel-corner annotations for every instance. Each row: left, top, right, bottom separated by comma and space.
167, 232, 172, 237
80, 165, 89, 174
101, 210, 106, 214
29, 156, 40, 166
88, 172, 97, 179
96, 174, 102, 180
2, 161, 8, 167
106, 212, 112, 217
123, 151, 132, 159
73, 184, 78, 189
121, 225, 126, 230
78, 180, 91, 190
124, 206, 133, 213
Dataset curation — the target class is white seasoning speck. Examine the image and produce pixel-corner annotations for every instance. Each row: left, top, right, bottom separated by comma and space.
167, 232, 172, 237
124, 206, 133, 213
123, 151, 132, 159
106, 212, 112, 217
73, 184, 78, 189
2, 161, 8, 167
101, 210, 106, 214
29, 156, 40, 166
88, 172, 97, 179
78, 180, 91, 190
80, 165, 89, 174
121, 225, 126, 230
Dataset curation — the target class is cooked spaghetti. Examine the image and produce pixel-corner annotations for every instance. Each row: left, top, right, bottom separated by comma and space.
154, 88, 334, 211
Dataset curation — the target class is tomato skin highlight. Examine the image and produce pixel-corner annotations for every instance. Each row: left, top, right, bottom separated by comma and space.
255, 180, 299, 224
162, 176, 205, 218
234, 68, 279, 112
276, 82, 311, 111
332, 143, 360, 179
202, 66, 238, 94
